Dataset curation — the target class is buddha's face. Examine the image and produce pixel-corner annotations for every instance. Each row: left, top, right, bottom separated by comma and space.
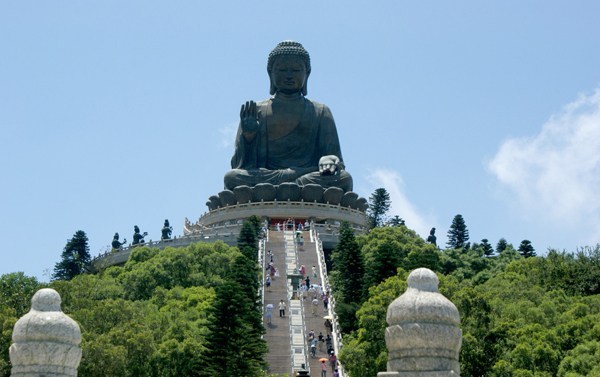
270, 55, 307, 94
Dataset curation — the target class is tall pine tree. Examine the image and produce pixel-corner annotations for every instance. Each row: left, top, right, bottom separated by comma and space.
237, 218, 259, 262
496, 238, 508, 254
446, 214, 469, 249
481, 239, 495, 257
368, 188, 391, 228
202, 281, 267, 376
518, 239, 536, 258
388, 215, 405, 227
52, 230, 90, 281
330, 222, 364, 332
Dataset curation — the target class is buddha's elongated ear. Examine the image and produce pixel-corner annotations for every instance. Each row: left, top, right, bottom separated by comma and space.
270, 74, 276, 95
301, 71, 310, 96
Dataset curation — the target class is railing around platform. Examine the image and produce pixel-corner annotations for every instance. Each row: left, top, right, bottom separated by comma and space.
205, 200, 365, 216
89, 223, 246, 271
186, 200, 368, 236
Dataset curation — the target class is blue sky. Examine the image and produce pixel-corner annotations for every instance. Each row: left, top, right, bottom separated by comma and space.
1, 2, 599, 281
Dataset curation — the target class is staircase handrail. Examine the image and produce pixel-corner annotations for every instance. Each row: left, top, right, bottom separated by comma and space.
283, 230, 309, 374
311, 223, 346, 377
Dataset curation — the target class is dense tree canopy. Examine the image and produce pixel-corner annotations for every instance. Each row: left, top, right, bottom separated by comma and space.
329, 225, 438, 336
339, 271, 408, 376
359, 226, 432, 291
337, 235, 600, 377
0, 240, 268, 377
0, 272, 46, 317
0, 273, 46, 376
3, 219, 600, 377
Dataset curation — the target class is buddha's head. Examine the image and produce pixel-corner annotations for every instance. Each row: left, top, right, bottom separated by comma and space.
267, 41, 311, 96
134, 225, 140, 233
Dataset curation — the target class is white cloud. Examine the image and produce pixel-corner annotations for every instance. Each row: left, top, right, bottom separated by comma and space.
365, 168, 433, 238
488, 88, 600, 244
218, 122, 238, 148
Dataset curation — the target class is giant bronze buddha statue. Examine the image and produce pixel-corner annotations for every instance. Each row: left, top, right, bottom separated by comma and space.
224, 41, 353, 192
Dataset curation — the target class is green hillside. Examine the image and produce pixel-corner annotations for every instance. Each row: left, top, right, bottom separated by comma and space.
333, 225, 600, 377
1, 225, 599, 376
1, 241, 266, 377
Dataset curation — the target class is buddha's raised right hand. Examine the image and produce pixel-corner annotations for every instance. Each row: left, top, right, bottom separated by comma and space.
240, 100, 260, 135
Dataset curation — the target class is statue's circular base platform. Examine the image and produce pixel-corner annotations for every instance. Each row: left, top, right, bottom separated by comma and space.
185, 200, 368, 234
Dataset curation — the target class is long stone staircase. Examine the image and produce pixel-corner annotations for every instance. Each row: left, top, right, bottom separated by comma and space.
262, 228, 342, 377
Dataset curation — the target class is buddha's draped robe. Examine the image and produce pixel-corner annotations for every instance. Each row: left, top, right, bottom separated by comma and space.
224, 97, 353, 191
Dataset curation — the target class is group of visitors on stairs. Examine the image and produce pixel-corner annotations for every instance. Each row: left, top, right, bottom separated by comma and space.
263, 220, 342, 376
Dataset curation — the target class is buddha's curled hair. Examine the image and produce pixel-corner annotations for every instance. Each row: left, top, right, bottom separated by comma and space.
267, 40, 311, 75
267, 40, 311, 96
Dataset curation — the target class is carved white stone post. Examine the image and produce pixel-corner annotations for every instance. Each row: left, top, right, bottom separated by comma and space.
9, 288, 82, 377
378, 268, 461, 377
